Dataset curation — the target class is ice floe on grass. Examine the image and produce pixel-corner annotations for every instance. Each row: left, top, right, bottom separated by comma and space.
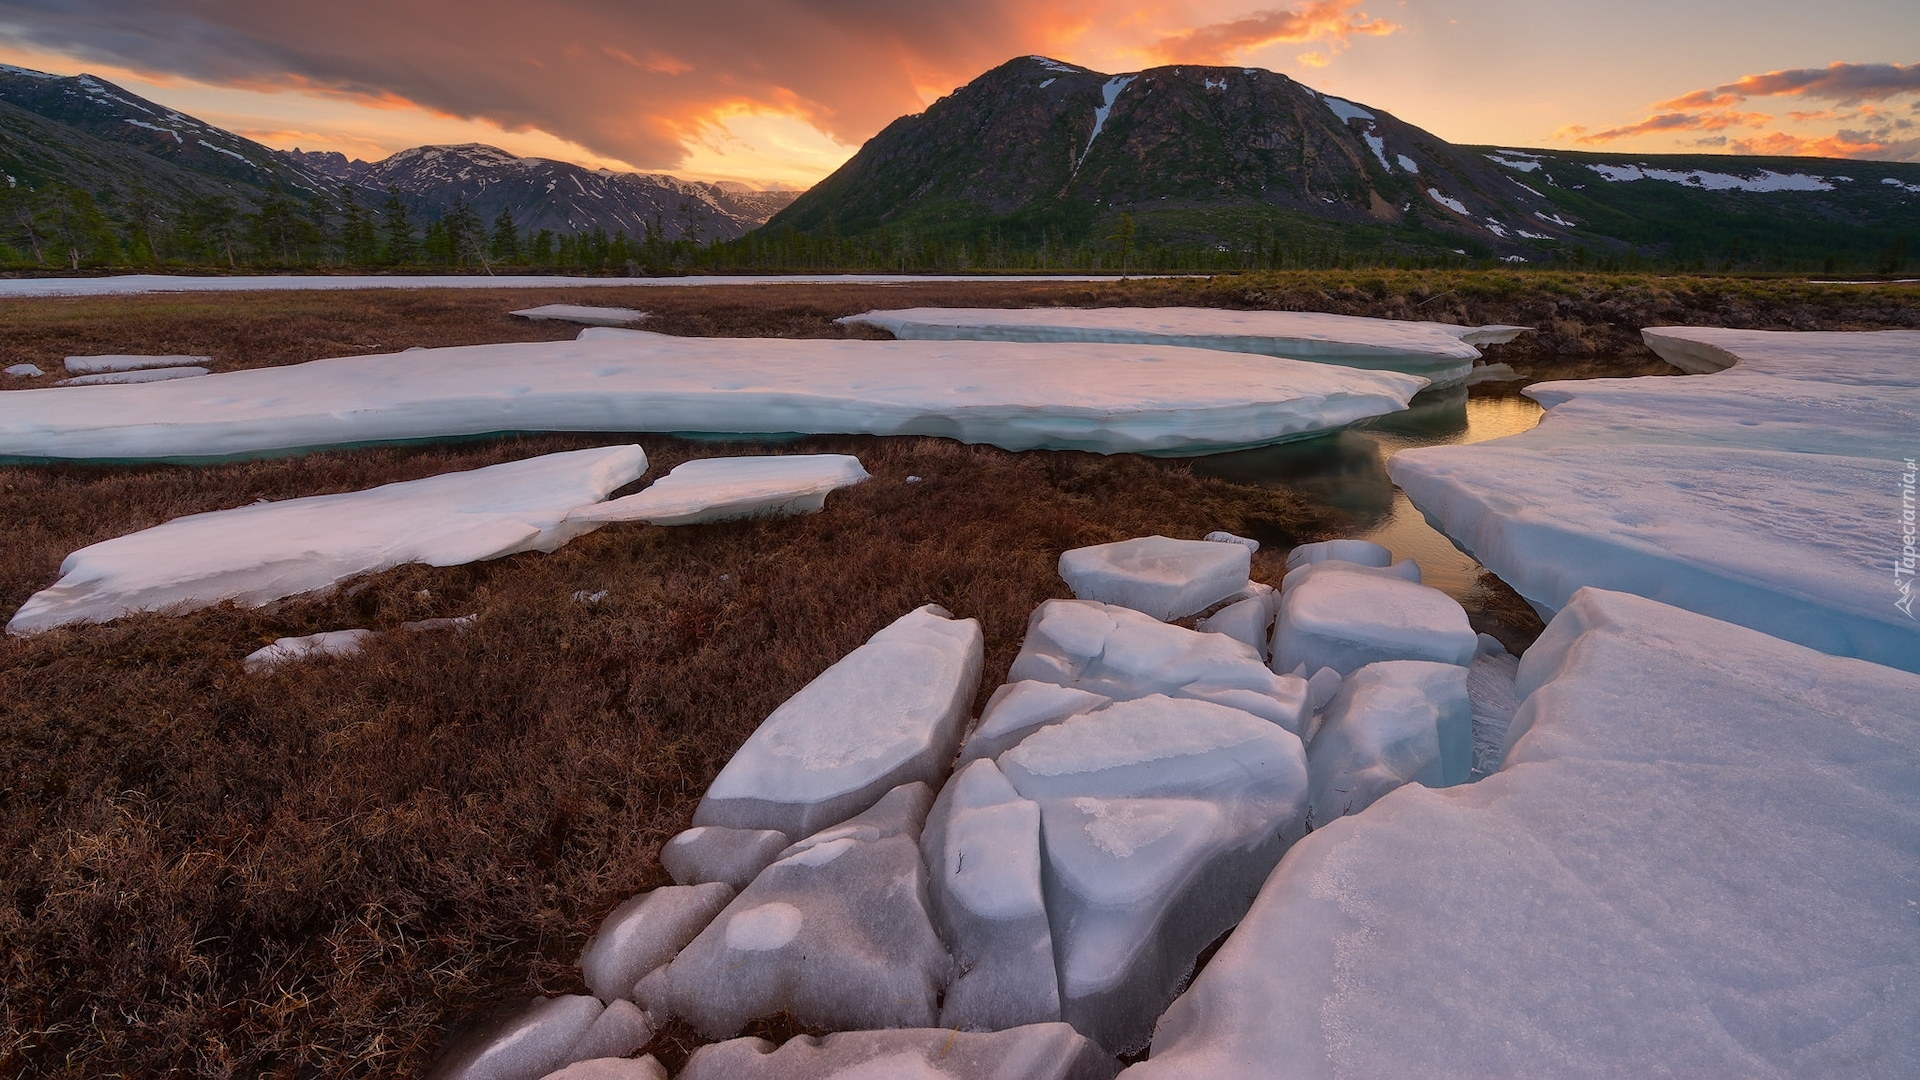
4, 363, 44, 378
56, 366, 209, 386
0, 333, 1425, 461
1389, 326, 1920, 673
509, 304, 646, 326
691, 605, 983, 838
568, 455, 868, 525
8, 445, 647, 634
1057, 535, 1249, 621
1128, 588, 1920, 1077
838, 306, 1525, 385
241, 628, 372, 672
65, 353, 213, 373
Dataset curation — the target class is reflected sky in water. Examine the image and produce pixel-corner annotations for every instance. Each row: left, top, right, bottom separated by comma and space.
1193, 387, 1544, 602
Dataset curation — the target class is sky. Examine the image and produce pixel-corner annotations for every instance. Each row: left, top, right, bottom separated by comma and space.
0, 0, 1915, 189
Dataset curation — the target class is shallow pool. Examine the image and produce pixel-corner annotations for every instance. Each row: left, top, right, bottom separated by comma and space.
1192, 386, 1544, 601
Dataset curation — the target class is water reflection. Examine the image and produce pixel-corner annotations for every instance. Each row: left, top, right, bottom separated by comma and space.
1192, 388, 1544, 601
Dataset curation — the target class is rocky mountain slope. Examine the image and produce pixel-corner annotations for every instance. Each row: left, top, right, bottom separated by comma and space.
766, 55, 1920, 265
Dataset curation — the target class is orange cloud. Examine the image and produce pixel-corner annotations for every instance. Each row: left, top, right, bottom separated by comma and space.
1699, 61, 1920, 105
1728, 131, 1889, 157
1574, 110, 1773, 144
1145, 1, 1398, 66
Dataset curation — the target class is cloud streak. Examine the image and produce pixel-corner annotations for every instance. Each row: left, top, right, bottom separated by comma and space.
1567, 59, 1920, 160
1143, 1, 1397, 66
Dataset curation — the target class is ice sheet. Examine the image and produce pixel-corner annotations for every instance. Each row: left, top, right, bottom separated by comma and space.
8, 445, 647, 634
1389, 328, 1920, 673
838, 307, 1506, 383
510, 304, 646, 326
1129, 588, 1920, 1078
65, 353, 213, 373
569, 455, 869, 525
1271, 561, 1476, 676
0, 333, 1425, 461
57, 366, 209, 386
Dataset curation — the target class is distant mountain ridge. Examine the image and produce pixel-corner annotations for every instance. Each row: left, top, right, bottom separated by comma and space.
0, 63, 795, 260
764, 55, 1920, 267
281, 144, 797, 242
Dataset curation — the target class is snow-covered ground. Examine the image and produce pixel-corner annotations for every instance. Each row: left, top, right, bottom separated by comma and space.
1128, 587, 1920, 1077
1389, 327, 1920, 674
0, 331, 1426, 461
7, 445, 648, 634
839, 307, 1527, 384
0, 273, 1176, 300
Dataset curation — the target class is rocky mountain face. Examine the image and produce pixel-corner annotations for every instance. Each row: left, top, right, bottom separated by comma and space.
0, 63, 334, 209
767, 55, 1920, 265
282, 144, 797, 241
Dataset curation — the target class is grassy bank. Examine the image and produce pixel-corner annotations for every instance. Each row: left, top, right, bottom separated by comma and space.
2, 273, 1916, 1077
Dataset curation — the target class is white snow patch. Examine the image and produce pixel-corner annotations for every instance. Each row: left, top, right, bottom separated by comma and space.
1321, 95, 1375, 124
1361, 132, 1389, 170
1586, 163, 1835, 191
1484, 153, 1542, 172
1396, 154, 1419, 174
1426, 188, 1470, 215
1884, 176, 1920, 194
7, 445, 647, 634
1082, 75, 1137, 161
1534, 210, 1576, 228
242, 629, 373, 673
197, 139, 255, 166
123, 118, 183, 143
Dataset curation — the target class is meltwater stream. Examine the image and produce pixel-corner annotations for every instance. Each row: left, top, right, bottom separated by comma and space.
1192, 385, 1544, 600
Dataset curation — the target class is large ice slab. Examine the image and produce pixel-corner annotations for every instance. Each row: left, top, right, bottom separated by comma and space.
692, 605, 983, 838
1008, 600, 1310, 734
1271, 561, 1477, 676
7, 445, 647, 634
65, 353, 214, 373
998, 696, 1310, 1053
678, 1024, 1120, 1080
569, 455, 869, 525
651, 784, 954, 1038
958, 680, 1110, 765
510, 304, 646, 326
0, 333, 1426, 462
838, 307, 1524, 385
428, 994, 609, 1080
1130, 588, 1920, 1077
57, 366, 209, 386
660, 826, 792, 891
920, 759, 1059, 1032
1304, 660, 1470, 825
1389, 328, 1920, 673
1057, 536, 1250, 621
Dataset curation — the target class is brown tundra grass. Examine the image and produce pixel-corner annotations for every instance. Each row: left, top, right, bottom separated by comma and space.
1, 273, 1915, 1078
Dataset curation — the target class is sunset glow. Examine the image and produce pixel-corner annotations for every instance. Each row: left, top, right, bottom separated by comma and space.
0, 0, 1914, 188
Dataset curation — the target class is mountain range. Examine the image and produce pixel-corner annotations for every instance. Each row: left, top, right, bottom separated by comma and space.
0, 62, 795, 256
766, 55, 1920, 268
4, 55, 1917, 270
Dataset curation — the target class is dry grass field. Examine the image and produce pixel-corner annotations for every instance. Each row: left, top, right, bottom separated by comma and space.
2, 272, 1916, 1077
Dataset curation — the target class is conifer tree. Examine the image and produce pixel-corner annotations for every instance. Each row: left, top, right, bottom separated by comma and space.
379, 188, 416, 264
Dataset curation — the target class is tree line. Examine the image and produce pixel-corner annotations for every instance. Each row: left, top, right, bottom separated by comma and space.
0, 180, 1908, 276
